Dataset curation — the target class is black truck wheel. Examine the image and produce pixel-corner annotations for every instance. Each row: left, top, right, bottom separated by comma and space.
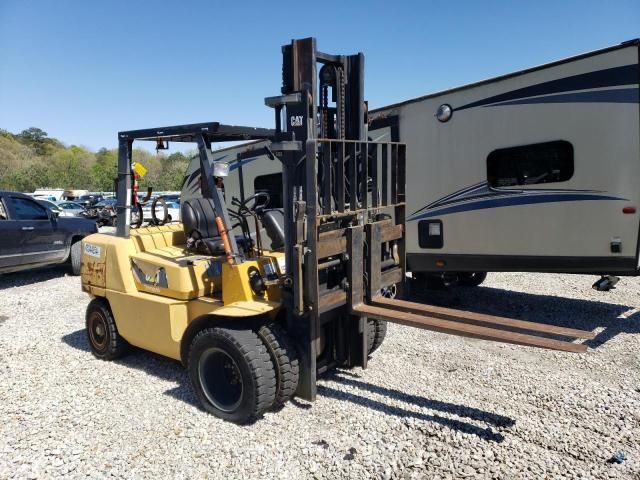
86, 298, 127, 360
458, 271, 487, 287
188, 327, 276, 424
257, 322, 299, 407
367, 319, 388, 355
70, 240, 82, 275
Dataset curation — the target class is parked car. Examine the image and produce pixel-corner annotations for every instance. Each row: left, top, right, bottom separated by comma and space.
161, 193, 180, 202
56, 201, 87, 217
33, 194, 58, 202
35, 199, 65, 216
76, 194, 104, 208
36, 198, 84, 219
0, 191, 98, 274
83, 198, 118, 227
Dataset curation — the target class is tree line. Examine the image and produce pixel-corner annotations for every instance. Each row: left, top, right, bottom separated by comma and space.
0, 127, 193, 193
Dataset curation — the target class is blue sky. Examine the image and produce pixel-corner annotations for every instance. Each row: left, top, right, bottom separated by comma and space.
0, 1, 638, 151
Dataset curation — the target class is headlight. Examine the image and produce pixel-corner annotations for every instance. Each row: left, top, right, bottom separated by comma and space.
213, 161, 230, 177
435, 104, 453, 123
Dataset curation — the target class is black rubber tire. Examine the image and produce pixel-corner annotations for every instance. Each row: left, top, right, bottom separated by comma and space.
70, 241, 82, 275
257, 322, 300, 407
458, 271, 487, 287
367, 319, 388, 355
188, 327, 276, 424
151, 197, 168, 225
86, 298, 127, 360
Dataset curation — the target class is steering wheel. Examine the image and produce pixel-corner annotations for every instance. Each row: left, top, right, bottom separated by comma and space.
236, 191, 271, 213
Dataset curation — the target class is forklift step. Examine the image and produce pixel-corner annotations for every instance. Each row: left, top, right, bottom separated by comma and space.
353, 301, 591, 353
371, 296, 595, 340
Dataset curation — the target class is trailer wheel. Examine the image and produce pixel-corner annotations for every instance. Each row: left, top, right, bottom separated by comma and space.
458, 271, 487, 287
257, 322, 300, 408
188, 327, 276, 424
86, 298, 128, 360
413, 272, 445, 289
367, 319, 387, 355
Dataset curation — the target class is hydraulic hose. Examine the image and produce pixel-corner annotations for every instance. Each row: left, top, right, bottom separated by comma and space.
215, 216, 234, 265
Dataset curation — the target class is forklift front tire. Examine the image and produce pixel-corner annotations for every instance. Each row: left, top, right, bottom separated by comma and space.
257, 322, 300, 408
367, 319, 388, 355
188, 327, 276, 424
86, 298, 128, 360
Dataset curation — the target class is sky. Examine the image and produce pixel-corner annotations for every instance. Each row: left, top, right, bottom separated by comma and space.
0, 0, 638, 152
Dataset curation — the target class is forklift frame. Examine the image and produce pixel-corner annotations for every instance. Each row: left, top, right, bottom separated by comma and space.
115, 122, 273, 239
266, 38, 595, 402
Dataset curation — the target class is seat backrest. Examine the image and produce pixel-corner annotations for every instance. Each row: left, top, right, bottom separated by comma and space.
181, 198, 220, 242
260, 209, 285, 250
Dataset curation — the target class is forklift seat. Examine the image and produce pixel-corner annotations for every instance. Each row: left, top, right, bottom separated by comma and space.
181, 198, 226, 255
260, 209, 285, 251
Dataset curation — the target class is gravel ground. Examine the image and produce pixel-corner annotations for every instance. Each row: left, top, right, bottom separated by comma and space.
0, 268, 639, 479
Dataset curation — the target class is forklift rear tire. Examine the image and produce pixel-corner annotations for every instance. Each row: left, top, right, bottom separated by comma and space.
86, 298, 128, 360
188, 327, 276, 424
367, 319, 387, 355
257, 322, 300, 408
458, 271, 487, 287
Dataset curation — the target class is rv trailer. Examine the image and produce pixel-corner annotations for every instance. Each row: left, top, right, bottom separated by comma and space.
370, 39, 640, 287
182, 39, 640, 289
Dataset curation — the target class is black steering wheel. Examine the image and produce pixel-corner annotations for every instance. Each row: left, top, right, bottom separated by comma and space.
235, 191, 271, 214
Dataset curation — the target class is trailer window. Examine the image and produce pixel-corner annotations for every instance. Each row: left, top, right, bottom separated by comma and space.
254, 173, 283, 209
487, 140, 573, 187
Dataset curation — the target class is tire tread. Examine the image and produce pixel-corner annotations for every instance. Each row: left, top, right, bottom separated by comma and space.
189, 327, 276, 423
257, 322, 299, 407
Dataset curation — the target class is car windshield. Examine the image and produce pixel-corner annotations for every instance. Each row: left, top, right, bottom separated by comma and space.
96, 199, 116, 207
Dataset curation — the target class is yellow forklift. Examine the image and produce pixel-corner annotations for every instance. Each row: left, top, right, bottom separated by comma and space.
81, 38, 594, 424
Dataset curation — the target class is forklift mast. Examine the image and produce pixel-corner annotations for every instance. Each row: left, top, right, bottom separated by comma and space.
266, 38, 407, 400
266, 38, 594, 402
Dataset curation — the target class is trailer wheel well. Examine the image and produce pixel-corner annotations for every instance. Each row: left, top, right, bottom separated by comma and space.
179, 314, 268, 367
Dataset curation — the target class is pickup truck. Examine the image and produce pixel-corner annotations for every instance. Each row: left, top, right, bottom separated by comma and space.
0, 191, 98, 275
